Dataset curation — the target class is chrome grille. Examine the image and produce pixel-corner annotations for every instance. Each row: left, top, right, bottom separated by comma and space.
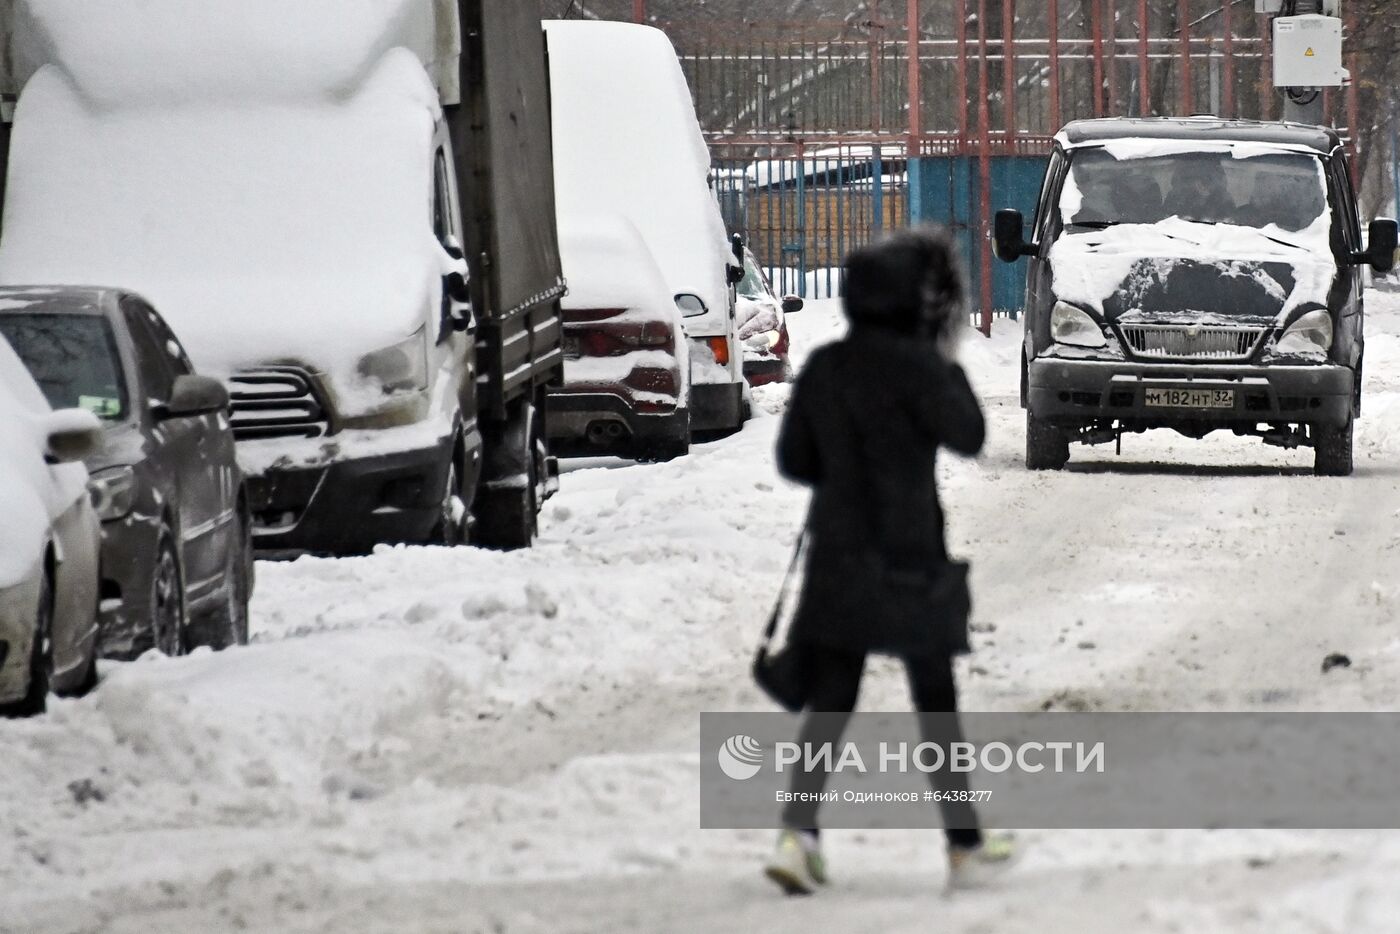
228, 367, 329, 441
1119, 324, 1268, 362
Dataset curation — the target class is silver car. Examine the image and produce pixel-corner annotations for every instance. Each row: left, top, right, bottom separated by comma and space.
0, 333, 102, 716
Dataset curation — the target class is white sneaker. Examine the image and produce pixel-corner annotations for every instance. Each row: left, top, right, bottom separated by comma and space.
946, 833, 1017, 891
764, 830, 827, 895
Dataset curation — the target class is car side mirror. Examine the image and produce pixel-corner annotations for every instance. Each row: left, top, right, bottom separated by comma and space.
1357, 218, 1399, 274
44, 409, 103, 463
156, 374, 229, 419
993, 209, 1037, 262
726, 264, 745, 286
781, 295, 804, 315
731, 233, 745, 265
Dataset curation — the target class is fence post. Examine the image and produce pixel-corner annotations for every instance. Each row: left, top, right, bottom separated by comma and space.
1222, 0, 1236, 117
1090, 0, 1105, 117
1048, 0, 1061, 131
976, 0, 994, 336
907, 0, 922, 150
1137, 0, 1150, 116
633, 0, 645, 24
1002, 0, 1016, 139
956, 0, 969, 150
1178, 0, 1192, 116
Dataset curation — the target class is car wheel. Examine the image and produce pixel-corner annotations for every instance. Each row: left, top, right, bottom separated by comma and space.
1026, 410, 1070, 471
150, 535, 187, 656
2, 570, 53, 717
1314, 416, 1354, 477
187, 515, 250, 650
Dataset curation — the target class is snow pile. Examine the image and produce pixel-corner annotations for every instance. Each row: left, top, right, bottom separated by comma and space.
0, 47, 452, 415
545, 21, 736, 341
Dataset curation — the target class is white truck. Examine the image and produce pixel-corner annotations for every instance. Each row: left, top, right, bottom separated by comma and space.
0, 0, 565, 553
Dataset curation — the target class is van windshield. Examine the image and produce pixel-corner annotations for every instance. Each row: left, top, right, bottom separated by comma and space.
1062, 149, 1329, 234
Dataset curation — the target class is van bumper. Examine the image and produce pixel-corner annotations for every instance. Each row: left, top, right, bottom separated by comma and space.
1028, 358, 1355, 429
244, 434, 456, 556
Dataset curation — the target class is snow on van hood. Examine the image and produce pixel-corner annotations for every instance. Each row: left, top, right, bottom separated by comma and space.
1050, 215, 1336, 323
0, 50, 452, 415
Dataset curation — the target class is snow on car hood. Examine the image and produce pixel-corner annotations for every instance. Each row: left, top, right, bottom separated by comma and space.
0, 50, 450, 416
1050, 215, 1336, 323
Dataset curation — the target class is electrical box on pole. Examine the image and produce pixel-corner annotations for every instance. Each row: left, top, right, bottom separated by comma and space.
1273, 15, 1348, 88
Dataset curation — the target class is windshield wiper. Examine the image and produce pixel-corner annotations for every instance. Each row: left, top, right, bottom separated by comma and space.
1068, 220, 1122, 230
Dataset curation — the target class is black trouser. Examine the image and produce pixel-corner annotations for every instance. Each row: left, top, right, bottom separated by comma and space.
780, 646, 983, 849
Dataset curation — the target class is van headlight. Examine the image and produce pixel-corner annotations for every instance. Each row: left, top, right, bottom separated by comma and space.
357, 328, 428, 395
1050, 302, 1107, 348
1274, 309, 1334, 356
88, 466, 136, 522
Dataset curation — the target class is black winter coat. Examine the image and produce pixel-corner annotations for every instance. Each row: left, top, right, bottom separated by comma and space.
777, 326, 986, 656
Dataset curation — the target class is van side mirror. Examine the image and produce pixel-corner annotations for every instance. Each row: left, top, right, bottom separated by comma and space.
731, 233, 745, 264
1357, 218, 1399, 274
156, 375, 229, 419
44, 409, 103, 463
993, 209, 1037, 262
781, 295, 804, 315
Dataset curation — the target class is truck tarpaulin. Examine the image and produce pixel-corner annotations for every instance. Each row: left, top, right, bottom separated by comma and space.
455, 0, 566, 324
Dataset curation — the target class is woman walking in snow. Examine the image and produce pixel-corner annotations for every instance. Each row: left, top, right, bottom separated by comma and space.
763, 228, 1014, 894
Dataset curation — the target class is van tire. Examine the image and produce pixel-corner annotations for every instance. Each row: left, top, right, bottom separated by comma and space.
1026, 411, 1070, 471
1314, 417, 1354, 477
473, 398, 542, 550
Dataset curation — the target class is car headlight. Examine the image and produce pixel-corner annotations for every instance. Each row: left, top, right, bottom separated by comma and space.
1274, 309, 1334, 356
357, 328, 428, 395
88, 466, 136, 522
1050, 301, 1107, 348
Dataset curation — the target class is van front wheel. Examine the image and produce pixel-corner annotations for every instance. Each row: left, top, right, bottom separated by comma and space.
1026, 411, 1070, 471
1314, 416, 1354, 477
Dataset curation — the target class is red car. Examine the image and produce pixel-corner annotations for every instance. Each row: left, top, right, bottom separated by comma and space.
546, 215, 691, 462
736, 249, 803, 386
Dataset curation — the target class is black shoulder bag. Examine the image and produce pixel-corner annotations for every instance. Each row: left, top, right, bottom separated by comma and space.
752, 527, 810, 713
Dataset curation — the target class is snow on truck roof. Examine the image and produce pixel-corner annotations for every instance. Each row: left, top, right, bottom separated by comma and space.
1056, 117, 1342, 156
0, 47, 452, 395
0, 0, 462, 107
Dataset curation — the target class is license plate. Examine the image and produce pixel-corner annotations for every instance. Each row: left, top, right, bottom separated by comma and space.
1144, 387, 1234, 409
563, 336, 581, 359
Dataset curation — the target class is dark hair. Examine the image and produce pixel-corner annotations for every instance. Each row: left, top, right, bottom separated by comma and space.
841, 227, 965, 339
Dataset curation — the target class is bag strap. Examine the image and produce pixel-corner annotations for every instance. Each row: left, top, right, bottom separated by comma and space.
760, 524, 808, 646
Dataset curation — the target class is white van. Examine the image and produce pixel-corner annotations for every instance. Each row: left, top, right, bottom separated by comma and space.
544, 20, 747, 434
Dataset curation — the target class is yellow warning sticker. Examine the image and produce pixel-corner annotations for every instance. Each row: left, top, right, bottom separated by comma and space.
1305, 47, 1316, 57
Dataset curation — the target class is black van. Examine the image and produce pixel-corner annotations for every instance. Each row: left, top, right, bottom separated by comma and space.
994, 117, 1397, 476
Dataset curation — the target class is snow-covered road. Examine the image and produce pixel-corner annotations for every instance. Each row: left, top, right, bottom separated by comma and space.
5, 295, 1400, 933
